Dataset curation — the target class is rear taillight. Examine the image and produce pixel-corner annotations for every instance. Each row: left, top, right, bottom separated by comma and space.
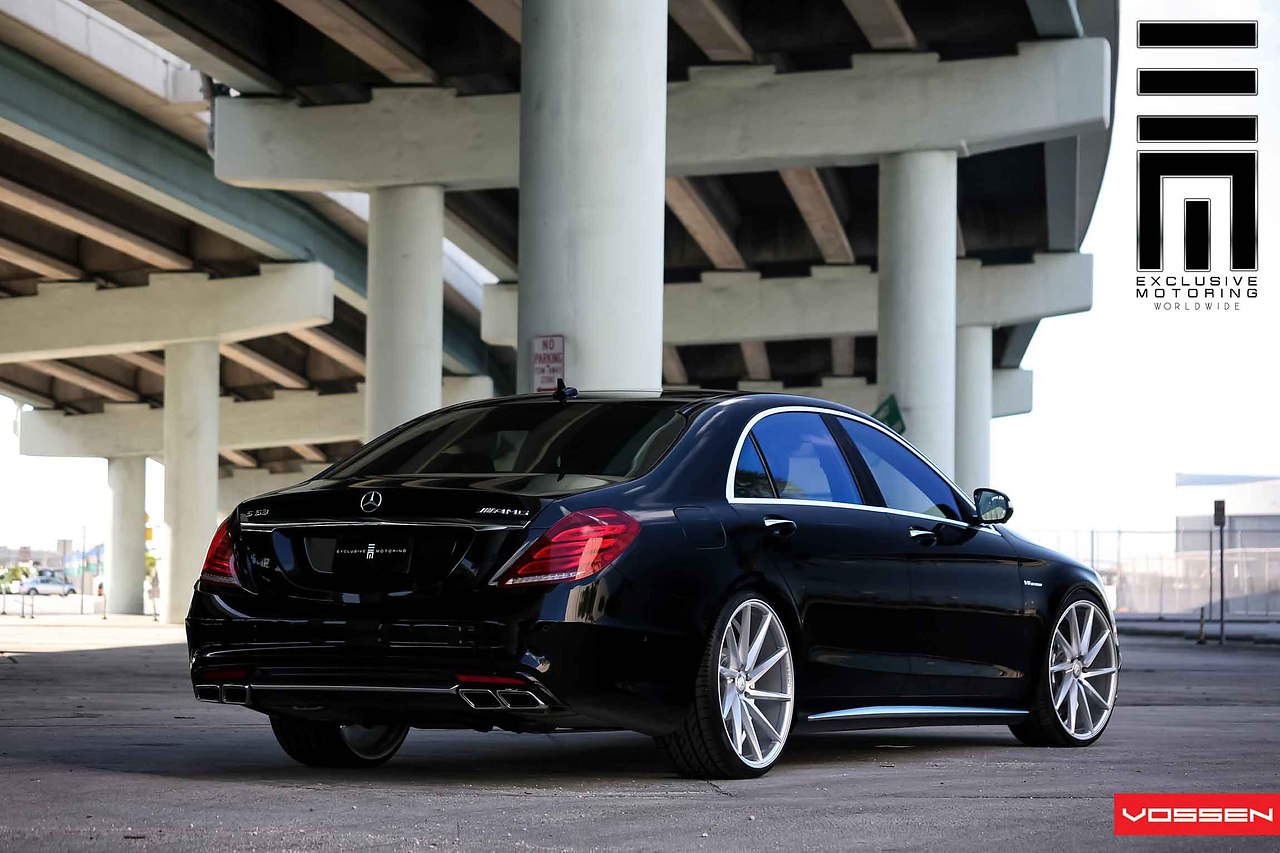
496, 507, 640, 586
199, 517, 240, 589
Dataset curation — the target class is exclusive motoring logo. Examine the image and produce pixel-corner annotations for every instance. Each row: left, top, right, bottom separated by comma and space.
1133, 20, 1260, 310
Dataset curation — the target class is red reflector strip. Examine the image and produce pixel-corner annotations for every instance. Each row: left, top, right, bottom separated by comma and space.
196, 668, 250, 682
456, 674, 526, 686
1115, 794, 1280, 835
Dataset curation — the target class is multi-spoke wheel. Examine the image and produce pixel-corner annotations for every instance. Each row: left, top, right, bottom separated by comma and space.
270, 716, 410, 767
1011, 592, 1119, 747
658, 594, 795, 778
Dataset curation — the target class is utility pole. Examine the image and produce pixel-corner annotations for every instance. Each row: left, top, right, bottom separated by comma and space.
80, 525, 87, 615
1214, 500, 1226, 645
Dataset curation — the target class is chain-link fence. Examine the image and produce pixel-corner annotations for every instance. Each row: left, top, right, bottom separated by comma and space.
1020, 528, 1280, 617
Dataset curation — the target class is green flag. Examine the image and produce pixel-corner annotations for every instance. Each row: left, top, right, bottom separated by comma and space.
872, 394, 905, 435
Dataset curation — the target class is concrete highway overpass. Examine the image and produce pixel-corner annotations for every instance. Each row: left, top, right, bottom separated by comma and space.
1, 0, 1117, 622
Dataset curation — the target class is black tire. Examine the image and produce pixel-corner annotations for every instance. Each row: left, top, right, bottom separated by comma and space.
656, 592, 795, 779
1011, 590, 1118, 747
269, 716, 409, 768
26, 589, 37, 596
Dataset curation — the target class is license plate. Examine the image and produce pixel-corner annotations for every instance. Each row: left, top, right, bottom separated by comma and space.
331, 535, 413, 574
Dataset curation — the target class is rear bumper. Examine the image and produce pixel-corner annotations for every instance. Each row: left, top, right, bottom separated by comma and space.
186, 589, 698, 735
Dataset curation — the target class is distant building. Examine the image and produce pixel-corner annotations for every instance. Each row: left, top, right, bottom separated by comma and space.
1175, 474, 1280, 551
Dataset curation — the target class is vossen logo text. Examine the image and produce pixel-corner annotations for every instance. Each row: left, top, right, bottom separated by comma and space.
1115, 793, 1280, 836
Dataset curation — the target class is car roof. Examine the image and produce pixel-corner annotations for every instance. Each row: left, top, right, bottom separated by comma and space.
444, 389, 884, 421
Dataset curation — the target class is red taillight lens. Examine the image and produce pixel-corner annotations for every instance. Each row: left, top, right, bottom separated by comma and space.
199, 517, 240, 589
497, 507, 640, 586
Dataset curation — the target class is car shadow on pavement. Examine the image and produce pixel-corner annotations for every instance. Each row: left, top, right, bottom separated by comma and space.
0, 639, 1028, 787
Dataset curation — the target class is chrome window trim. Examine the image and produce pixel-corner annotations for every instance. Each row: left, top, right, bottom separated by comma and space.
725, 405, 994, 531
808, 704, 1029, 722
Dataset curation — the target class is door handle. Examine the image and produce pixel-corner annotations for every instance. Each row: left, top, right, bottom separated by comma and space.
908, 527, 938, 547
764, 517, 797, 538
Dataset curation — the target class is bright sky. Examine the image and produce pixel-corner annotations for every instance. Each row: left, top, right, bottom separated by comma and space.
1, 0, 1276, 551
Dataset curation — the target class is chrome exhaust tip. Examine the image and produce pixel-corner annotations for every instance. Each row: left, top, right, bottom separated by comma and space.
459, 688, 503, 710
195, 684, 221, 702
221, 684, 250, 705
496, 689, 545, 709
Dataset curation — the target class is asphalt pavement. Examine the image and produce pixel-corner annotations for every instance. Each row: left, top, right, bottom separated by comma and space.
1, 614, 1278, 852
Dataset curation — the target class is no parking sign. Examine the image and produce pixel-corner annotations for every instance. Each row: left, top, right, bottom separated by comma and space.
531, 334, 565, 392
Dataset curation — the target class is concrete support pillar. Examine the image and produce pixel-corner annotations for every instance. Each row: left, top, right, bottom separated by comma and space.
877, 150, 958, 474
366, 184, 445, 437
517, 0, 667, 392
106, 455, 147, 615
955, 324, 993, 495
162, 340, 220, 624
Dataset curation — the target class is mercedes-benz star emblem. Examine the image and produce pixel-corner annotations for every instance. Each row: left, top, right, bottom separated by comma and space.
359, 491, 383, 513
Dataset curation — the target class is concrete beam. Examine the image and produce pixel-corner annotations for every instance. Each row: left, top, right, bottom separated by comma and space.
830, 336, 856, 376
219, 448, 258, 468
0, 263, 334, 365
840, 0, 917, 49
218, 464, 329, 517
669, 0, 753, 62
19, 376, 494, 458
1025, 0, 1084, 38
482, 255, 1091, 347
115, 351, 165, 376
23, 359, 140, 402
289, 326, 365, 375
956, 252, 1092, 328
779, 167, 854, 264
993, 367, 1033, 417
77, 0, 282, 95
516, 255, 1084, 346
274, 0, 437, 84
741, 370, 1031, 419
219, 342, 308, 389
664, 176, 744, 270
0, 35, 498, 384
0, 234, 83, 279
0, 376, 53, 407
214, 39, 1111, 191
0, 0, 208, 145
0, 174, 190, 269
469, 0, 522, 42
740, 341, 771, 381
289, 443, 327, 462
662, 345, 689, 386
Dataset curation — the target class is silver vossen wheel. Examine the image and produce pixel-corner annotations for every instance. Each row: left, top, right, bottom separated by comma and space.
1049, 599, 1118, 741
339, 723, 409, 761
717, 598, 795, 769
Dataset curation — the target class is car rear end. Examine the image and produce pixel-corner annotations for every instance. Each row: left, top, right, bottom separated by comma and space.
186, 394, 713, 735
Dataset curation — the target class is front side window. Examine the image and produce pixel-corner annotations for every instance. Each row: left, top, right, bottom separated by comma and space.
838, 420, 963, 520
748, 412, 860, 503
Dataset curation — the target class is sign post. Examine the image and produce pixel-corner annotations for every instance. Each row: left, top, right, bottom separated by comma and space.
1214, 499, 1226, 645
531, 334, 566, 393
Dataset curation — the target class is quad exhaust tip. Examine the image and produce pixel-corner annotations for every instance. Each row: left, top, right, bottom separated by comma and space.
459, 688, 545, 710
195, 683, 250, 705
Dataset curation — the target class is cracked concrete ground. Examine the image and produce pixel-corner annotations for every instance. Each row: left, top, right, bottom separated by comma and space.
0, 615, 1278, 851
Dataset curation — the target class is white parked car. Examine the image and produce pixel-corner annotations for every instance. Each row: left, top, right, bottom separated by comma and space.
18, 577, 76, 596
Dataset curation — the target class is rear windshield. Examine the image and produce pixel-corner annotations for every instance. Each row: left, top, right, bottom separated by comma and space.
323, 400, 687, 480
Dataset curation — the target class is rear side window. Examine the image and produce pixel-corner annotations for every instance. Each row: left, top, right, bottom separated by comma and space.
747, 412, 860, 504
837, 419, 963, 520
733, 437, 775, 498
324, 400, 687, 480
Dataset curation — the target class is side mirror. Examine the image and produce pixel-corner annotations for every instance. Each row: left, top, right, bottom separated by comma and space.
973, 488, 1014, 525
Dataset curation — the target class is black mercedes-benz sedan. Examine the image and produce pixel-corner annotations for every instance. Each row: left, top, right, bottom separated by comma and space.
187, 390, 1119, 778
